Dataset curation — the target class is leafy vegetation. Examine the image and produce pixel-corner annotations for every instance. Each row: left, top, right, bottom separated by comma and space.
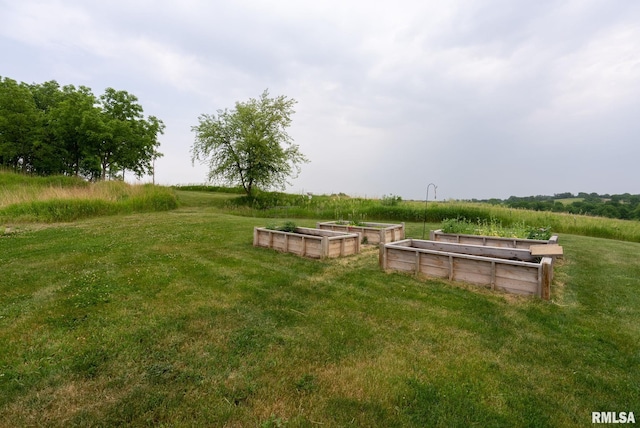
265, 221, 298, 232
0, 188, 638, 426
191, 90, 308, 196
441, 217, 552, 240
0, 171, 177, 222
0, 76, 163, 180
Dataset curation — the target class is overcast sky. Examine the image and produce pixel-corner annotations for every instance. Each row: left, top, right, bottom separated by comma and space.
2, 0, 639, 200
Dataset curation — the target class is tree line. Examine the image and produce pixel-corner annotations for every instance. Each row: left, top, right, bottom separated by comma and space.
0, 76, 164, 180
475, 192, 640, 221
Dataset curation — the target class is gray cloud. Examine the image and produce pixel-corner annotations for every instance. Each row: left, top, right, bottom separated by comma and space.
2, 0, 639, 199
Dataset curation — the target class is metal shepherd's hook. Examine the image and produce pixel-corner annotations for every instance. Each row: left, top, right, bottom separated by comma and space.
422, 183, 437, 239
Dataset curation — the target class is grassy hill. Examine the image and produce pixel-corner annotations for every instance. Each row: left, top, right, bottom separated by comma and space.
0, 182, 639, 426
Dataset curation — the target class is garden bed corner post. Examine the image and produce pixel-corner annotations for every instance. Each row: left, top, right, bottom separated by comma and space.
541, 257, 552, 300
321, 236, 329, 259
379, 243, 387, 269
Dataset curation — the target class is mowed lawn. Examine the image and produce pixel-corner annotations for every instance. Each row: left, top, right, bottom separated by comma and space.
1, 195, 639, 427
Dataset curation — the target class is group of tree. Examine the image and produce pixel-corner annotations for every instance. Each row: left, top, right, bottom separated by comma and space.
476, 192, 640, 221
0, 76, 164, 180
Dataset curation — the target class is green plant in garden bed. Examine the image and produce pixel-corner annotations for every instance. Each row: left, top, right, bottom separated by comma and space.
265, 220, 298, 232
334, 219, 367, 227
525, 226, 553, 240
441, 217, 552, 240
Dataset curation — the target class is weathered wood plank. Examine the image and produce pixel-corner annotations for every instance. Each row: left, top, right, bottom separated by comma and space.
418, 253, 450, 269
530, 244, 564, 256
431, 230, 559, 249
420, 264, 449, 278
386, 249, 417, 272
490, 261, 496, 290
254, 227, 359, 259
317, 221, 404, 244
409, 240, 536, 262
450, 258, 492, 285
381, 237, 555, 299
495, 263, 538, 282
495, 277, 537, 294
495, 283, 536, 295
540, 257, 552, 300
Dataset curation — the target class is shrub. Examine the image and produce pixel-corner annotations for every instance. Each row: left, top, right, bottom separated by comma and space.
265, 221, 297, 232
0, 183, 177, 222
526, 227, 552, 240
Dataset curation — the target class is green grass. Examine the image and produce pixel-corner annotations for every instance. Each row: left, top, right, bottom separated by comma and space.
207, 188, 640, 243
0, 188, 638, 426
0, 171, 178, 222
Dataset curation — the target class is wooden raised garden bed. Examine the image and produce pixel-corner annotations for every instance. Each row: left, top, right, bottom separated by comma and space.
316, 221, 405, 245
253, 227, 361, 259
430, 229, 559, 250
380, 239, 555, 299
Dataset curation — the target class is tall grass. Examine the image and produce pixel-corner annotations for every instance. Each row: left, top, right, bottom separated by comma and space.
4, 174, 639, 242
216, 190, 640, 243
173, 184, 246, 194
0, 169, 87, 190
0, 172, 177, 223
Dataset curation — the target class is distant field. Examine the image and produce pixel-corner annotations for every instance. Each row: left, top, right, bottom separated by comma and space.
1, 185, 638, 426
555, 198, 584, 205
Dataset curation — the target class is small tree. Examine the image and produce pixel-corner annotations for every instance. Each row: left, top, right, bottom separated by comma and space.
191, 90, 308, 196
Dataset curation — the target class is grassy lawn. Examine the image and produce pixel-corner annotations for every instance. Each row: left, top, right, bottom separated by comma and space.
1, 190, 638, 426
